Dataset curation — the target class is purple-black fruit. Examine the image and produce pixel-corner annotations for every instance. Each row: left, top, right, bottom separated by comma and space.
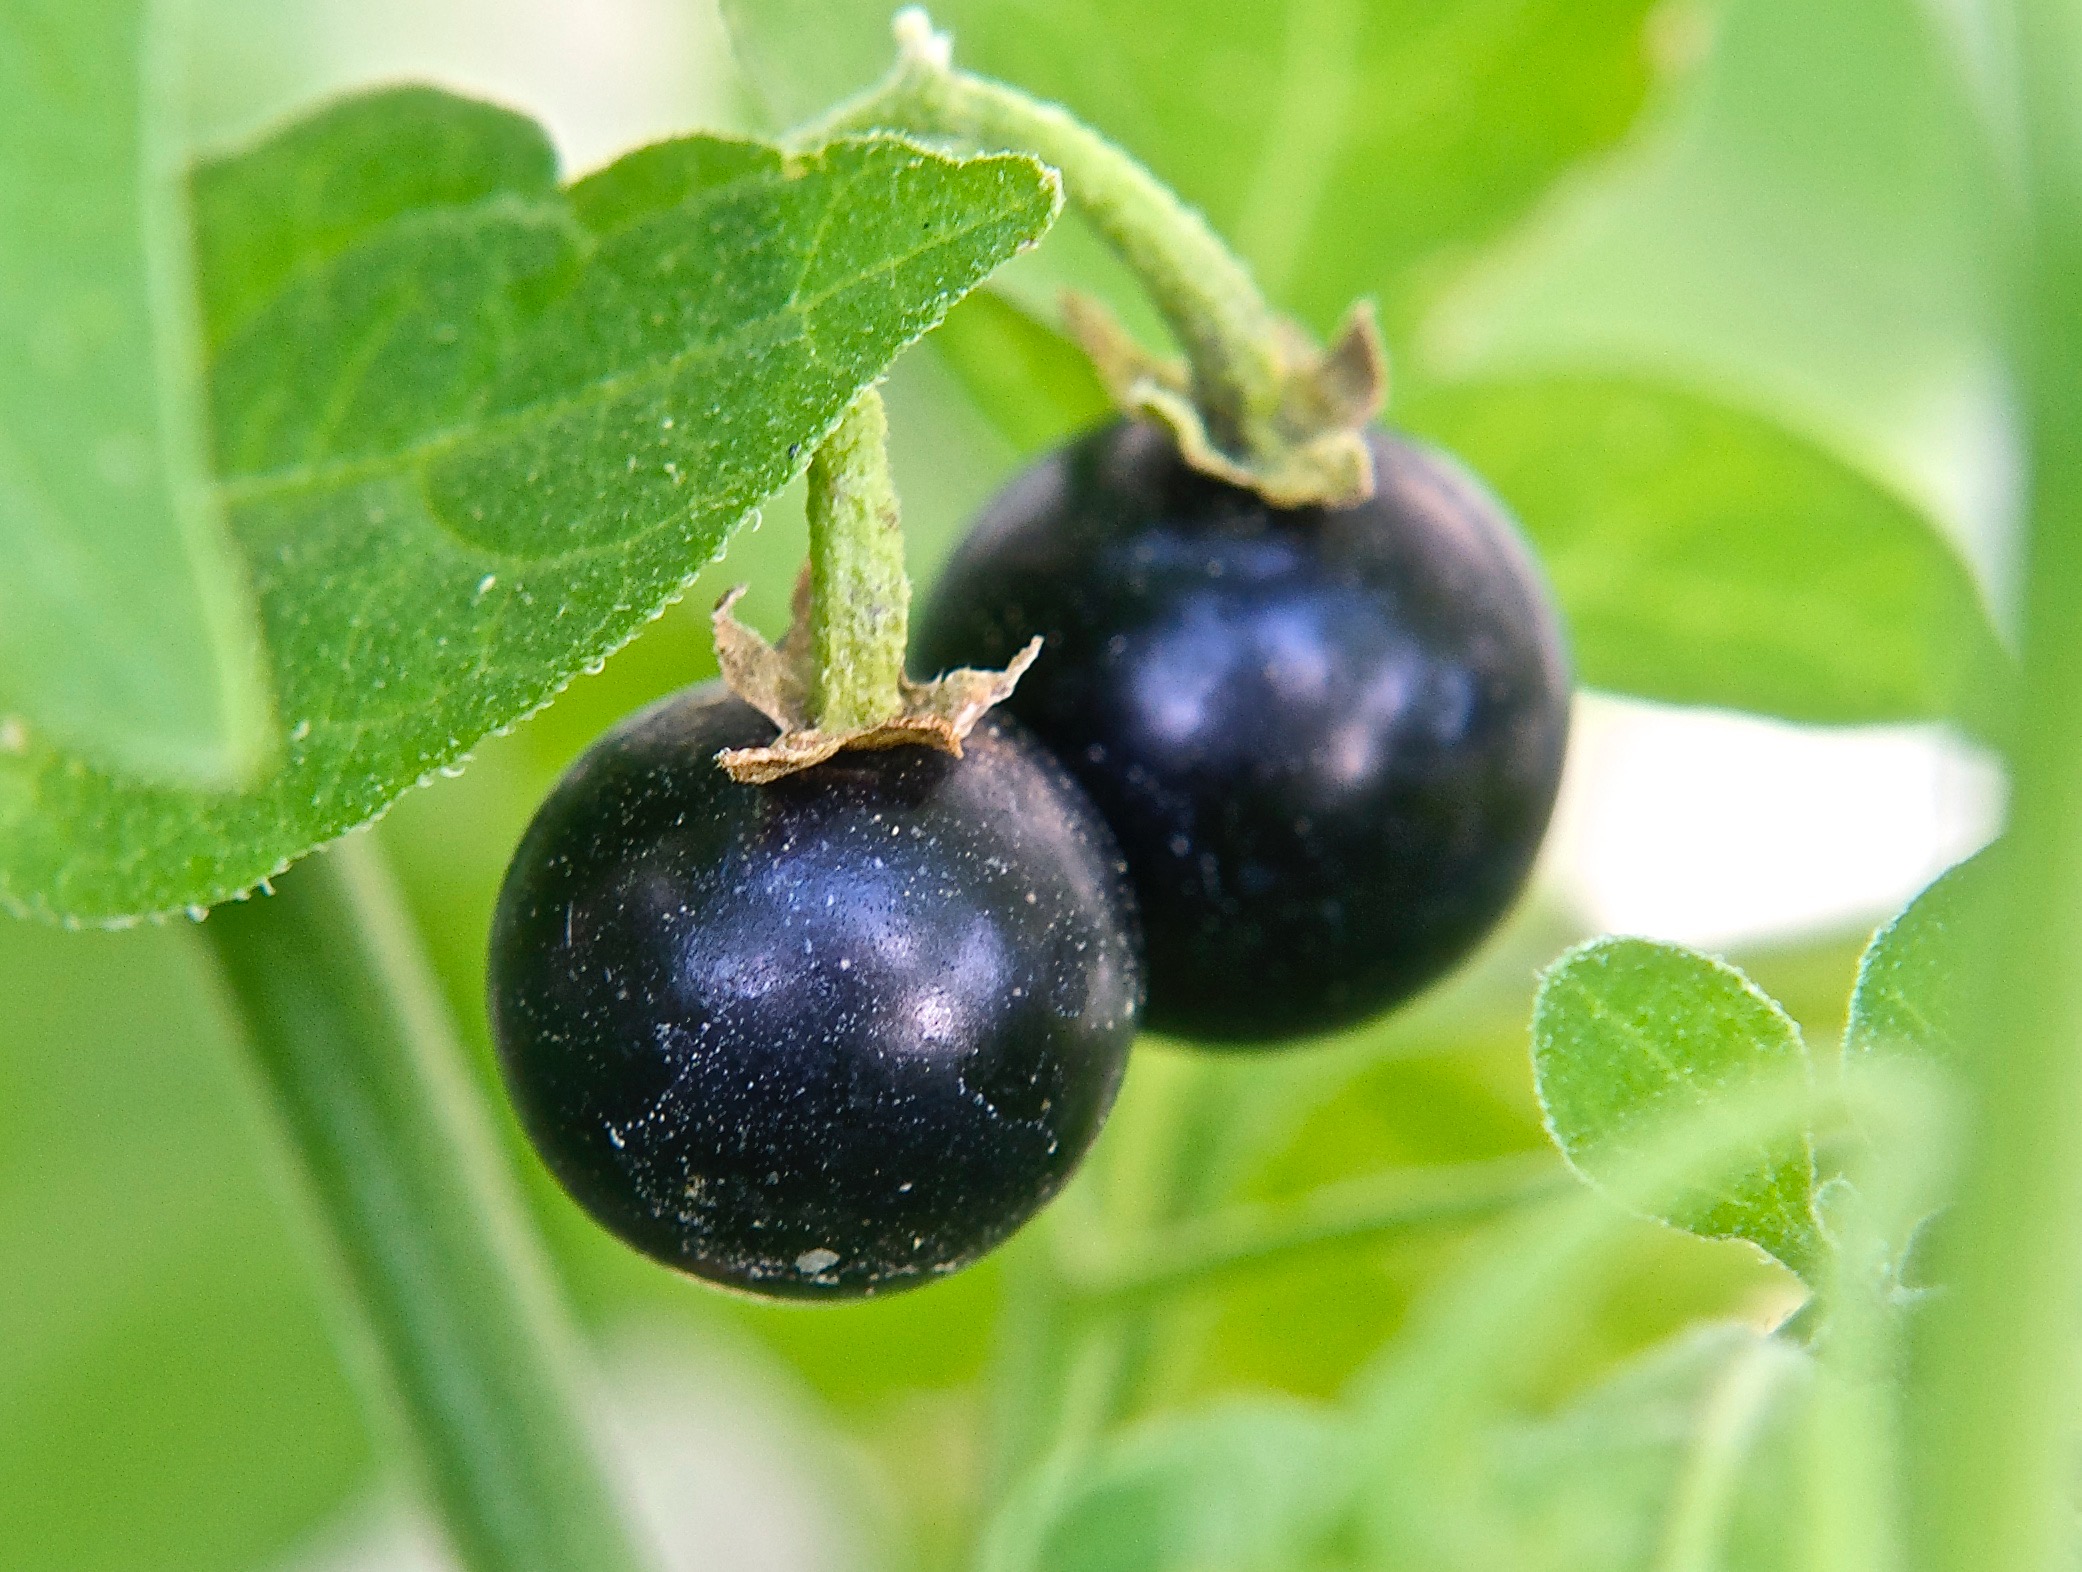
915, 421, 1570, 1045
488, 687, 1141, 1298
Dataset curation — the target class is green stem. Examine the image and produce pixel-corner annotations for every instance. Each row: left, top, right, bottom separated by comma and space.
203, 839, 661, 1572
976, 1056, 1220, 1502
1909, 4, 2082, 1567
1062, 1154, 1569, 1311
806, 386, 910, 730
1073, 1054, 1229, 1425
797, 10, 1285, 452
979, 1232, 1131, 1500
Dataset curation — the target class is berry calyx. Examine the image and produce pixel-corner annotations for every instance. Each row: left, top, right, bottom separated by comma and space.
710, 387, 1040, 783
915, 420, 1571, 1045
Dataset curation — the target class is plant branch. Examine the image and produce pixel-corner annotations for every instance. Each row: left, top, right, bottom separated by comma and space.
1908, 3, 2082, 1566
1060, 1153, 1569, 1311
796, 8, 1383, 507
977, 1056, 1231, 1497
203, 838, 661, 1572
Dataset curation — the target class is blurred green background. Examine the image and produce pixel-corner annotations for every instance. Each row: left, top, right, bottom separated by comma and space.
1, 0, 2004, 1566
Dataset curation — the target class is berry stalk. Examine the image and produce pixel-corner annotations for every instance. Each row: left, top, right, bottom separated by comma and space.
797, 8, 1383, 508
711, 384, 1037, 783
204, 840, 661, 1572
806, 386, 910, 731
808, 16, 1279, 445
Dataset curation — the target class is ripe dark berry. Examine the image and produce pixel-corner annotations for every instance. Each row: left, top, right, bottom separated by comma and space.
487, 687, 1141, 1299
915, 421, 1570, 1044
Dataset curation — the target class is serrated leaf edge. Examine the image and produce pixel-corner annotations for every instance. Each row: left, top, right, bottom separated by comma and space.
7, 140, 1064, 927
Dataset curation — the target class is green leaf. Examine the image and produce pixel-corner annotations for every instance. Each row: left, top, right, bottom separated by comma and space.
1532, 937, 1825, 1278
0, 0, 271, 783
1401, 376, 2011, 733
723, 0, 1661, 334
0, 91, 1060, 923
565, 132, 781, 236
1846, 845, 2002, 1070
982, 1400, 1353, 1572
190, 85, 561, 347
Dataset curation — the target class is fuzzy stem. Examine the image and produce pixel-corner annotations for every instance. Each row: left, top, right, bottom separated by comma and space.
1062, 1154, 1568, 1311
807, 386, 910, 731
977, 1058, 1218, 1501
203, 839, 661, 1572
796, 12, 1285, 454
1907, 3, 2082, 1567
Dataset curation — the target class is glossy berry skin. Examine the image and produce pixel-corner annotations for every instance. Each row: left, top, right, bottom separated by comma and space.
487, 687, 1141, 1299
915, 421, 1570, 1045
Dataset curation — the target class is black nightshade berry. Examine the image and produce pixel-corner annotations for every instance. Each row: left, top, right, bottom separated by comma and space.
487, 687, 1142, 1299
915, 421, 1570, 1045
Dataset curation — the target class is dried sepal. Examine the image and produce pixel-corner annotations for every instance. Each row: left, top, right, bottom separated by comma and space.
711, 578, 814, 734
1061, 290, 1387, 509
710, 584, 1039, 784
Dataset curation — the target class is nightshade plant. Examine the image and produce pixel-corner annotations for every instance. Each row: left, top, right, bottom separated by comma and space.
2, 2, 2077, 1572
